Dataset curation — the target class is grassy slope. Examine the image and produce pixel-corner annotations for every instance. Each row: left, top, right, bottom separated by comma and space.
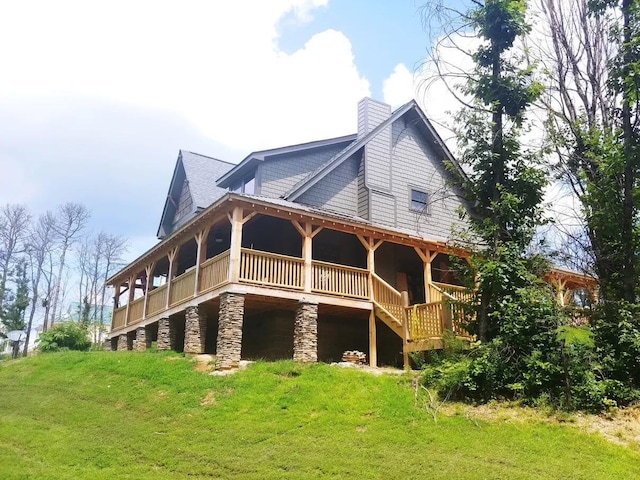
0, 352, 638, 480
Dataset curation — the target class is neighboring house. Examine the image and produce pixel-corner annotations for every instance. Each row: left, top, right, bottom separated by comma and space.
106, 98, 594, 368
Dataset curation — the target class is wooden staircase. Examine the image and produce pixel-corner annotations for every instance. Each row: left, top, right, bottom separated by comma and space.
371, 273, 474, 363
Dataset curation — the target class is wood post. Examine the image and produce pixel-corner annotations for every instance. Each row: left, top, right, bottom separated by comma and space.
165, 247, 178, 309
142, 262, 154, 320
556, 278, 566, 307
368, 309, 377, 367
125, 274, 135, 326
194, 228, 210, 296
358, 235, 382, 301
229, 207, 243, 283
401, 290, 410, 369
415, 247, 436, 303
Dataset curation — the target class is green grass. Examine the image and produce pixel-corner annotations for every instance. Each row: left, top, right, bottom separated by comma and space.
0, 352, 638, 479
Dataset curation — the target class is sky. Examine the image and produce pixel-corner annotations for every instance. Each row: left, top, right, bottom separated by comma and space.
0, 0, 469, 262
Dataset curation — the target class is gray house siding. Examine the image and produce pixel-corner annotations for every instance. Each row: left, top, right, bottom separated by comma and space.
297, 155, 360, 216
388, 119, 467, 239
259, 145, 346, 199
370, 189, 396, 227
357, 151, 368, 219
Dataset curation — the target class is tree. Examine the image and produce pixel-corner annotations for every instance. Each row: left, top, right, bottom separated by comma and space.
47, 203, 90, 330
23, 212, 56, 355
0, 204, 31, 310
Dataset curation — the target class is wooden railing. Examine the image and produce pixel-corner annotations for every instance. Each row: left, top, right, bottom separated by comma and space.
311, 261, 369, 299
372, 274, 403, 321
112, 306, 126, 330
199, 251, 230, 293
147, 284, 168, 317
170, 269, 196, 306
406, 302, 444, 340
128, 297, 145, 325
433, 282, 474, 303
240, 249, 304, 289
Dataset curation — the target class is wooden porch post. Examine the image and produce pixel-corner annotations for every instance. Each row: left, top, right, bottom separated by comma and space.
401, 290, 410, 369
125, 275, 136, 326
113, 283, 121, 309
358, 236, 382, 301
292, 221, 322, 293
228, 207, 243, 283
194, 227, 210, 296
165, 247, 178, 310
415, 247, 437, 303
142, 262, 154, 320
556, 278, 566, 307
368, 309, 377, 367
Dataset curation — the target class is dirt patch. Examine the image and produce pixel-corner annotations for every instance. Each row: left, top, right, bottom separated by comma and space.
330, 362, 406, 376
210, 360, 253, 376
200, 390, 218, 407
439, 402, 640, 451
191, 354, 216, 373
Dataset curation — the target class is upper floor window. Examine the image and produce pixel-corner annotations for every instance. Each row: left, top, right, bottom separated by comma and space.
231, 173, 255, 195
410, 188, 429, 213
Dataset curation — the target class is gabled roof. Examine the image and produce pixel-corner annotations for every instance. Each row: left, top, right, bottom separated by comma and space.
284, 99, 468, 201
156, 150, 234, 238
216, 134, 357, 188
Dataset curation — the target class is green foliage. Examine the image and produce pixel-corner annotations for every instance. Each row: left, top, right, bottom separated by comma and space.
37, 322, 91, 352
0, 259, 30, 334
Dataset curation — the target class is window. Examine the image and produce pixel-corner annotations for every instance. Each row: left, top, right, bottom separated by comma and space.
230, 174, 255, 194
410, 188, 429, 212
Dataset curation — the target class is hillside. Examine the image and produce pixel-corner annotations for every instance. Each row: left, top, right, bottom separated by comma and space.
0, 352, 638, 479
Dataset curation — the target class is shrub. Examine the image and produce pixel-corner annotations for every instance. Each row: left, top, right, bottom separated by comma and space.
38, 322, 91, 352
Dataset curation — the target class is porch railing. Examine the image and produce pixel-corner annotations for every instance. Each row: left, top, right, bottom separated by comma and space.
372, 273, 403, 320
199, 251, 230, 293
128, 297, 145, 325
170, 269, 196, 307
311, 260, 369, 298
112, 306, 126, 330
240, 248, 304, 289
147, 284, 168, 317
405, 302, 444, 340
432, 281, 473, 303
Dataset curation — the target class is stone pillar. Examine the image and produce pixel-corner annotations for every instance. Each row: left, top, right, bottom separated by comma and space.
103, 339, 113, 352
117, 334, 129, 351
136, 326, 151, 352
184, 306, 207, 354
157, 317, 176, 351
293, 301, 318, 362
216, 292, 245, 369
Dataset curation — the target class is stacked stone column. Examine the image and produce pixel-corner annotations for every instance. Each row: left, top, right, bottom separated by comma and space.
135, 326, 152, 352
184, 306, 207, 355
293, 301, 318, 362
157, 317, 176, 351
216, 292, 245, 369
117, 334, 129, 351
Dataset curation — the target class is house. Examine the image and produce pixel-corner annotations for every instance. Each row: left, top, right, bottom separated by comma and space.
106, 98, 594, 368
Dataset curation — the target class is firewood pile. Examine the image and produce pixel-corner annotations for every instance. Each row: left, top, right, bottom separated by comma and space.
341, 350, 367, 365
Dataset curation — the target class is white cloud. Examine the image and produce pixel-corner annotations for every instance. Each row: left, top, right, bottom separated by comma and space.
0, 0, 368, 154
382, 63, 415, 108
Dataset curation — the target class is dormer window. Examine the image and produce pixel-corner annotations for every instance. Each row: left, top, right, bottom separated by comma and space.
231, 173, 255, 195
410, 188, 429, 213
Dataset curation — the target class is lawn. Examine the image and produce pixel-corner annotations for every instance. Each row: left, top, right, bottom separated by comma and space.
0, 351, 638, 479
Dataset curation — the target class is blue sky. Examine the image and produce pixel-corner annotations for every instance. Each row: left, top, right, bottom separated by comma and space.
0, 0, 468, 262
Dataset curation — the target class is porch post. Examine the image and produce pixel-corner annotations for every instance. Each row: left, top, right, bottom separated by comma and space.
184, 305, 207, 354
228, 207, 243, 283
125, 274, 135, 326
401, 291, 410, 369
157, 317, 176, 351
165, 248, 178, 310
193, 228, 210, 297
368, 309, 377, 367
135, 326, 151, 351
303, 224, 313, 293
358, 236, 382, 301
142, 262, 154, 320
415, 247, 436, 303
293, 301, 318, 362
556, 278, 566, 307
216, 292, 245, 369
